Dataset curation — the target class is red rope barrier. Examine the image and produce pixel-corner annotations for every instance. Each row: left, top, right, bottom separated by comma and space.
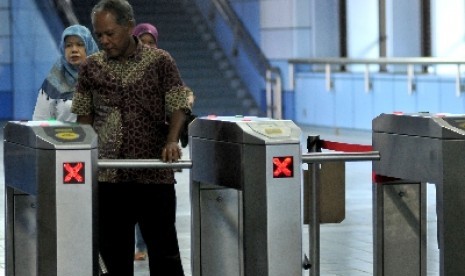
318, 139, 379, 182
320, 140, 373, 152
315, 139, 399, 184
372, 173, 400, 183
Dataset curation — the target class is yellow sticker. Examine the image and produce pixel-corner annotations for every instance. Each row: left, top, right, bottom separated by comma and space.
56, 132, 80, 140
265, 128, 283, 135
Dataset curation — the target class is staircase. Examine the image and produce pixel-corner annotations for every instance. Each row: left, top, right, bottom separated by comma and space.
71, 0, 262, 117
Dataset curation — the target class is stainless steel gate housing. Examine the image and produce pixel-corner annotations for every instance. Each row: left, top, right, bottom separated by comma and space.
373, 112, 465, 276
189, 116, 303, 276
3, 121, 98, 276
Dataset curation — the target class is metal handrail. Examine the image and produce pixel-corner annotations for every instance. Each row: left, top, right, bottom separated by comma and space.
302, 151, 380, 163
98, 159, 193, 169
98, 151, 380, 169
266, 67, 282, 119
54, 0, 79, 25
289, 57, 465, 65
288, 57, 465, 96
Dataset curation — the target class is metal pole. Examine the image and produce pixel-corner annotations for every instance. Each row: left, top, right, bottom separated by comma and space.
98, 159, 192, 169
302, 151, 380, 163
266, 69, 273, 118
309, 162, 320, 276
307, 135, 321, 276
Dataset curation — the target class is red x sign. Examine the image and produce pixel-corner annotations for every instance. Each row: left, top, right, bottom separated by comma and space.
273, 156, 294, 178
63, 162, 85, 184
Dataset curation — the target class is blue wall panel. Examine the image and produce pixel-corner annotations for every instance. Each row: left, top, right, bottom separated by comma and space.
334, 74, 353, 128
392, 75, 416, 113
352, 76, 374, 129
294, 73, 465, 130
294, 74, 325, 125
438, 78, 465, 114
0, 91, 12, 119
416, 76, 440, 113
310, 75, 336, 127
0, 37, 11, 63
372, 74, 395, 119
0, 65, 11, 90
294, 75, 312, 123
282, 90, 294, 119
10, 0, 60, 120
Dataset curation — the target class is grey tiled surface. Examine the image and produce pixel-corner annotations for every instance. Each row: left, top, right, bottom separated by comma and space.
0, 123, 440, 275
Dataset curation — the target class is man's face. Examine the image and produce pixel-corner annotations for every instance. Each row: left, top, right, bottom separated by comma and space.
92, 10, 132, 59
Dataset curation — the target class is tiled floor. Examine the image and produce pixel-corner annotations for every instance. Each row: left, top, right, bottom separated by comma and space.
0, 122, 440, 275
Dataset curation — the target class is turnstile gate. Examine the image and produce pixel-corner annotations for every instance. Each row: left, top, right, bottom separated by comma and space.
189, 116, 303, 276
373, 112, 465, 276
3, 121, 98, 276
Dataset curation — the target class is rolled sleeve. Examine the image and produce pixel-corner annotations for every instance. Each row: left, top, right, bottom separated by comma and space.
165, 85, 193, 116
71, 92, 93, 115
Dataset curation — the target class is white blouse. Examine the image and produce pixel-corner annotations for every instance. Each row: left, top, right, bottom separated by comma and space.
32, 89, 77, 122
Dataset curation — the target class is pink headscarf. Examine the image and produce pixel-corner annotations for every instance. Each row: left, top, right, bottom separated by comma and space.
133, 23, 158, 45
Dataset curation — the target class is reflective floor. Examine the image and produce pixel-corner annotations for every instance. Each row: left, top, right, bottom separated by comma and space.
0, 122, 440, 276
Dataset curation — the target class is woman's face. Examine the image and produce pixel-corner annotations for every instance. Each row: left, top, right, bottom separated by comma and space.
64, 35, 87, 67
139, 33, 157, 48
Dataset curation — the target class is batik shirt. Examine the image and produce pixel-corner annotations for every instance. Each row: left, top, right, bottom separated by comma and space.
72, 43, 192, 184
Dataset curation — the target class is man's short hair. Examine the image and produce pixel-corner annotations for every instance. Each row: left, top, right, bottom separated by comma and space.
91, 0, 135, 26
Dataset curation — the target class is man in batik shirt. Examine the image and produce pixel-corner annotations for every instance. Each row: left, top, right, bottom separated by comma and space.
71, 0, 191, 275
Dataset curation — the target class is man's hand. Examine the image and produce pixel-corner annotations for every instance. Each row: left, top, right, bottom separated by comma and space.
162, 141, 182, 163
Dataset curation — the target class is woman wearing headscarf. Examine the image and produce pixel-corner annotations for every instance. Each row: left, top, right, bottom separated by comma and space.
133, 22, 159, 48
33, 24, 99, 122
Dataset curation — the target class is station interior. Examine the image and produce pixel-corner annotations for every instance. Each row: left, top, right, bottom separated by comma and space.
3, 1, 465, 275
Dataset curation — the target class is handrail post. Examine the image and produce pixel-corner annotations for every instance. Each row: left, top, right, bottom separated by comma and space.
274, 72, 283, 119
288, 57, 465, 99
289, 63, 295, 91
456, 64, 462, 97
407, 64, 415, 95
306, 135, 321, 276
364, 64, 372, 93
266, 69, 273, 118
265, 68, 283, 119
325, 64, 333, 91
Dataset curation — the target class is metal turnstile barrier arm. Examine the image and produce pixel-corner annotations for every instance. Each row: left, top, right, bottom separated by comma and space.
301, 151, 380, 163
98, 159, 193, 169
303, 135, 380, 276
